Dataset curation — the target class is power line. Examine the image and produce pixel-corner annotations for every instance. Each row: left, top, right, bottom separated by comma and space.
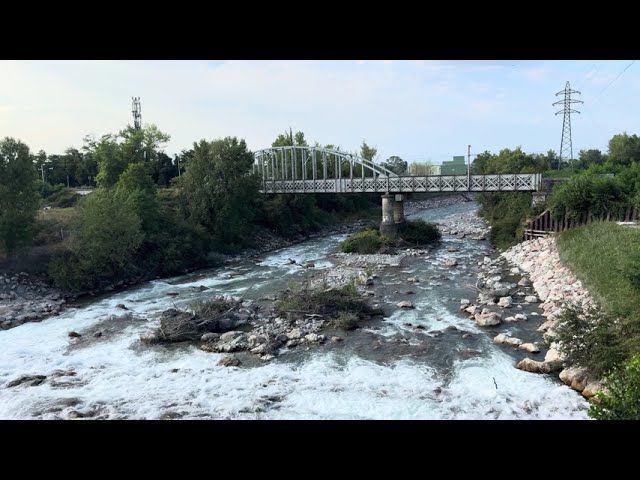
592, 60, 636, 105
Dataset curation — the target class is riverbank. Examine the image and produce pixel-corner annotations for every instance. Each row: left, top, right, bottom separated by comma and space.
497, 236, 603, 398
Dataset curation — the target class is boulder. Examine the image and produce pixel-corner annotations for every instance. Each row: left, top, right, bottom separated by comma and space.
201, 332, 220, 342
519, 343, 540, 353
559, 366, 590, 390
444, 258, 458, 267
397, 301, 414, 309
524, 295, 539, 303
514, 313, 528, 321
218, 356, 241, 367
517, 358, 551, 374
582, 381, 604, 399
6, 375, 47, 388
115, 303, 128, 310
517, 277, 532, 287
493, 333, 523, 347
464, 305, 478, 315
497, 296, 513, 308
407, 277, 419, 284
287, 328, 303, 340
474, 311, 501, 326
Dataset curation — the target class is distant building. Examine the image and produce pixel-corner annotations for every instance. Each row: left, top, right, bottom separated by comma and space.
440, 155, 467, 175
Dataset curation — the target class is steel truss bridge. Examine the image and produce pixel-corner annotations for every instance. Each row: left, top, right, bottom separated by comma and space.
253, 146, 542, 194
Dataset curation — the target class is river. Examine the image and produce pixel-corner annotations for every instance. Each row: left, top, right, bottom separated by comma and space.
0, 202, 589, 419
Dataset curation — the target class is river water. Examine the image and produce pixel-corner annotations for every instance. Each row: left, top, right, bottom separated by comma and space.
0, 202, 589, 419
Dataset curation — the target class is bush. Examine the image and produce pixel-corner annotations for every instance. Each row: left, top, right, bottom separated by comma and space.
489, 216, 524, 250
335, 311, 359, 330
589, 355, 640, 420
275, 281, 371, 320
190, 296, 238, 317
400, 219, 441, 245
340, 228, 386, 254
554, 302, 628, 377
44, 187, 80, 208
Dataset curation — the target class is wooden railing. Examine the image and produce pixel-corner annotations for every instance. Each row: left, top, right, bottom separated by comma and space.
523, 207, 639, 240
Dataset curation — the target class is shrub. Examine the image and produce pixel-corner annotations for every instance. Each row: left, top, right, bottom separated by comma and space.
340, 228, 385, 254
554, 302, 628, 377
335, 311, 359, 330
400, 219, 441, 245
275, 281, 370, 320
589, 355, 640, 420
190, 296, 238, 317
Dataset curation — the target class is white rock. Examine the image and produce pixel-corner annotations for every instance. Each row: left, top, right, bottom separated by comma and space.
493, 333, 523, 347
519, 342, 540, 353
474, 311, 502, 326
460, 299, 471, 305
287, 328, 303, 340
397, 301, 414, 309
517, 358, 551, 374
514, 313, 528, 321
497, 296, 513, 308
524, 295, 539, 303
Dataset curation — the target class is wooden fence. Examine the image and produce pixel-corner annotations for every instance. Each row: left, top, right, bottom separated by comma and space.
522, 207, 639, 240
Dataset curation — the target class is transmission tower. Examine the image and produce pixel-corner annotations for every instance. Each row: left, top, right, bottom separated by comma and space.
132, 97, 142, 130
553, 81, 582, 168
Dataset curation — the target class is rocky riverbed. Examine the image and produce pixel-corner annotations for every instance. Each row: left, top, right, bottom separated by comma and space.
0, 273, 67, 330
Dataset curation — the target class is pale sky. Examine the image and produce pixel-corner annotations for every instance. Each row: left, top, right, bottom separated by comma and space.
1, 60, 638, 163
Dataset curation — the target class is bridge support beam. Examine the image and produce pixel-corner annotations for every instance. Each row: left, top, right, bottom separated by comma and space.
393, 194, 405, 225
380, 194, 401, 237
532, 192, 546, 208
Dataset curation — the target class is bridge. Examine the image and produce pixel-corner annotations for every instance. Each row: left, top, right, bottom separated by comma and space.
253, 146, 542, 235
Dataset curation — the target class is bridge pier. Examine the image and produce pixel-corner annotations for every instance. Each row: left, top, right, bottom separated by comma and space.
380, 194, 406, 237
532, 191, 546, 208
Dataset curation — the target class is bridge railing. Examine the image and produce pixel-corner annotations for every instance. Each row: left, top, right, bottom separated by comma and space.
259, 173, 542, 194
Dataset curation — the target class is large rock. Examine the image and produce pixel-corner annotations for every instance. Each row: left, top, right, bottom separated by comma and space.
518, 277, 532, 287
6, 375, 47, 388
497, 296, 513, 308
543, 347, 564, 371
519, 343, 540, 353
514, 313, 528, 321
493, 333, 523, 347
220, 330, 242, 343
464, 305, 478, 315
397, 301, 414, 309
287, 328, 303, 340
582, 381, 604, 399
517, 358, 551, 374
524, 295, 539, 303
218, 356, 241, 367
559, 366, 590, 392
444, 258, 458, 267
474, 311, 501, 326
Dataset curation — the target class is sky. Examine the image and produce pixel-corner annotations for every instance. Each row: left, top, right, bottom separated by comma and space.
1, 60, 638, 164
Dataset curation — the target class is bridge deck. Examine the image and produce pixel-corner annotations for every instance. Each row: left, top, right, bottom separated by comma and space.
259, 174, 541, 194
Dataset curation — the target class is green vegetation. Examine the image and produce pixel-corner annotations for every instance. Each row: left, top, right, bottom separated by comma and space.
275, 281, 374, 329
400, 219, 441, 245
340, 228, 388, 254
340, 220, 441, 254
557, 222, 640, 324
589, 355, 640, 420
553, 302, 628, 377
0, 138, 40, 256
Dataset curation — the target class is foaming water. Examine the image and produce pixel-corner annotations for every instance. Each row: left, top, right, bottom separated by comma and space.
0, 202, 589, 419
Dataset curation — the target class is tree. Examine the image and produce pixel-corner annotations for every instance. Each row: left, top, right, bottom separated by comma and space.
380, 156, 408, 175
178, 137, 259, 252
608, 133, 640, 167
408, 161, 435, 175
0, 138, 40, 255
49, 188, 143, 291
272, 128, 307, 147
578, 149, 606, 169
360, 140, 377, 161
91, 124, 170, 188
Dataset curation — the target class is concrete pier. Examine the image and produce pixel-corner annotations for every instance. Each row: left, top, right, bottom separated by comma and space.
380, 194, 398, 236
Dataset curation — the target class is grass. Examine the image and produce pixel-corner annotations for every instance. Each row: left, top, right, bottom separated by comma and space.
556, 222, 640, 322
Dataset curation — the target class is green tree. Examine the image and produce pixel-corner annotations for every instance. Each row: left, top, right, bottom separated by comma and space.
589, 355, 640, 420
49, 188, 143, 291
178, 137, 259, 252
360, 140, 377, 161
380, 156, 407, 175
608, 132, 640, 167
578, 149, 606, 169
0, 138, 40, 255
